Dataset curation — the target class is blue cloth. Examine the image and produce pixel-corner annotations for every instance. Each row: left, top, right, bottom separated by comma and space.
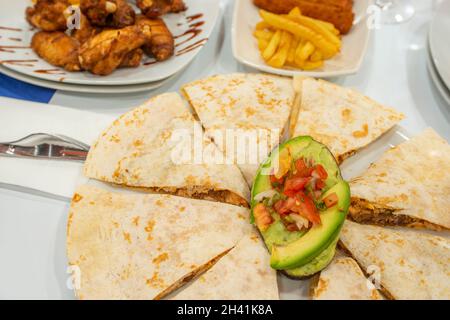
0, 73, 55, 103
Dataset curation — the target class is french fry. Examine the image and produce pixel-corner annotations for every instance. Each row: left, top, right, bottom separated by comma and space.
310, 50, 323, 62
288, 7, 302, 17
253, 29, 274, 41
258, 38, 269, 51
287, 15, 341, 49
267, 31, 291, 68
260, 10, 338, 58
288, 7, 339, 36
301, 60, 324, 70
262, 29, 281, 61
294, 40, 306, 66
298, 41, 315, 61
287, 36, 299, 64
255, 21, 271, 30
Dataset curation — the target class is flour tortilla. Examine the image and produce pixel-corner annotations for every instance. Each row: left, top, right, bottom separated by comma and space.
311, 256, 384, 300
182, 73, 295, 185
84, 92, 250, 206
291, 78, 404, 163
67, 185, 253, 300
339, 220, 450, 300
169, 230, 279, 300
349, 128, 450, 230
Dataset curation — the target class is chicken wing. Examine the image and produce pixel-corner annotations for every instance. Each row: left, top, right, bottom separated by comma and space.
70, 11, 100, 44
136, 0, 186, 19
80, 0, 135, 28
136, 15, 174, 61
78, 25, 151, 75
26, 0, 70, 31
31, 31, 82, 71
120, 48, 144, 68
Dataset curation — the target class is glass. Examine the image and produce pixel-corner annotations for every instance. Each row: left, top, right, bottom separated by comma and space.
375, 0, 415, 24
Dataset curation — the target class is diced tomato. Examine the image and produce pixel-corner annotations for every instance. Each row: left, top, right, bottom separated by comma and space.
270, 174, 285, 187
295, 159, 314, 178
315, 179, 325, 190
284, 176, 311, 196
314, 164, 328, 180
323, 192, 338, 208
274, 197, 296, 215
295, 158, 307, 172
290, 192, 321, 225
253, 203, 274, 231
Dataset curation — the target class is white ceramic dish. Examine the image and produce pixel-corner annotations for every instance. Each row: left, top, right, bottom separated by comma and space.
429, 0, 450, 91
0, 0, 219, 86
231, 0, 373, 78
0, 64, 177, 94
426, 36, 450, 106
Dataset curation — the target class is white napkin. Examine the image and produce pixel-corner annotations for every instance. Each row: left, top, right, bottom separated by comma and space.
0, 97, 115, 200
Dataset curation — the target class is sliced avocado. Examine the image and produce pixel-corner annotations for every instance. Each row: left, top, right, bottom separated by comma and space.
270, 181, 350, 269
251, 136, 350, 277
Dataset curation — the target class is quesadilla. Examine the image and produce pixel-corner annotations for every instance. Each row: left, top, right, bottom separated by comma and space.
349, 128, 450, 230
182, 73, 296, 186
310, 256, 384, 300
67, 185, 253, 300
169, 230, 279, 300
339, 220, 450, 300
291, 78, 404, 163
84, 92, 250, 207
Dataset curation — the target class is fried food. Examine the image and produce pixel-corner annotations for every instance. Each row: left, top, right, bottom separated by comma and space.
253, 0, 354, 34
254, 8, 341, 71
78, 25, 151, 75
120, 48, 144, 68
26, 0, 70, 31
136, 15, 174, 61
137, 0, 187, 19
80, 0, 135, 27
31, 31, 82, 71
70, 12, 100, 44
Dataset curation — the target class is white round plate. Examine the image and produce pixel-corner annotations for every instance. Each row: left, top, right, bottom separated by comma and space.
0, 0, 219, 86
0, 64, 177, 94
427, 36, 450, 106
429, 0, 450, 90
231, 0, 373, 78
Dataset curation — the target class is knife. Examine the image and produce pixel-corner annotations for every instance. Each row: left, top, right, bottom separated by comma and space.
0, 142, 88, 161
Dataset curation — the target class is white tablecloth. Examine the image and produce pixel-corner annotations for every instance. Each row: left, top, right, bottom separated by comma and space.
0, 0, 448, 299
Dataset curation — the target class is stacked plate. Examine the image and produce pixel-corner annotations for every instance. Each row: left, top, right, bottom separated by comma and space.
427, 0, 450, 105
0, 0, 219, 93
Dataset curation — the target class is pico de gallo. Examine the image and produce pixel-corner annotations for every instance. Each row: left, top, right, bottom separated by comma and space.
253, 150, 339, 233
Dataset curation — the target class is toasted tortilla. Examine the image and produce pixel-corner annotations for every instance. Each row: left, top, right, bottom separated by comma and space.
310, 256, 384, 300
339, 220, 450, 300
67, 185, 253, 300
168, 230, 279, 300
84, 92, 250, 206
291, 78, 404, 163
182, 73, 295, 185
349, 128, 450, 230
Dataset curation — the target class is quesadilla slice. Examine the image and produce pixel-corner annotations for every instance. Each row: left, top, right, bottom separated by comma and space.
84, 92, 250, 207
169, 230, 279, 300
291, 78, 404, 163
339, 220, 450, 300
349, 128, 450, 230
310, 256, 384, 300
182, 73, 295, 186
67, 185, 253, 300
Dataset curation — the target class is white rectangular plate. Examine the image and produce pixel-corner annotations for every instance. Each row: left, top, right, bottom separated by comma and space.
232, 0, 372, 78
0, 0, 219, 86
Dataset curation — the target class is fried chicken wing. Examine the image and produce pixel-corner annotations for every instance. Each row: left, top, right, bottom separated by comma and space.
78, 25, 151, 75
31, 31, 82, 71
70, 12, 100, 44
136, 0, 186, 19
119, 48, 144, 68
136, 15, 174, 61
253, 0, 354, 34
26, 0, 70, 31
80, 0, 135, 28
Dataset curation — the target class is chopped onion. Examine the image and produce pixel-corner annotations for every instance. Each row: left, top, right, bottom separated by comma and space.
254, 189, 278, 203
290, 214, 309, 230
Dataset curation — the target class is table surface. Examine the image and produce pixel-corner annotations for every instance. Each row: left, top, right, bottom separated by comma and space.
0, 0, 449, 299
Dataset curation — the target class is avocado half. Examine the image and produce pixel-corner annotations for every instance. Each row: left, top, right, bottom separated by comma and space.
251, 136, 351, 278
